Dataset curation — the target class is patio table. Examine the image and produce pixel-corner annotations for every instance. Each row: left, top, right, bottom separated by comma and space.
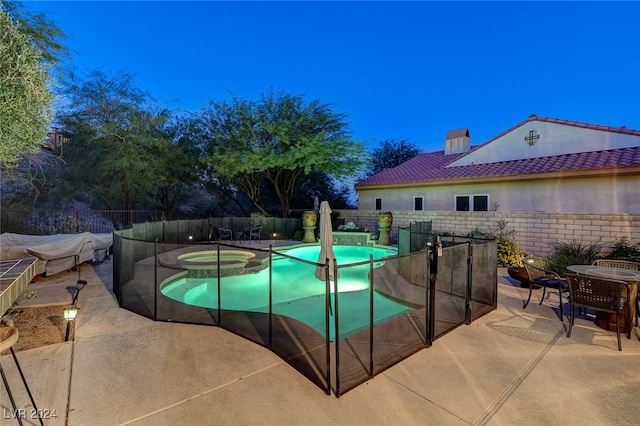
567, 265, 640, 333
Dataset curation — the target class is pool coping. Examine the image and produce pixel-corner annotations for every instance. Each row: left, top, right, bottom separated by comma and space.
156, 245, 271, 277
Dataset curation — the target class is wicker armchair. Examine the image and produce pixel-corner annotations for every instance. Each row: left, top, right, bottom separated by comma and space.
522, 256, 567, 320
592, 259, 640, 270
592, 260, 640, 326
565, 273, 629, 351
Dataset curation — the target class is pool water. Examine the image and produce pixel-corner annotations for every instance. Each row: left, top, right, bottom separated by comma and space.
161, 245, 412, 340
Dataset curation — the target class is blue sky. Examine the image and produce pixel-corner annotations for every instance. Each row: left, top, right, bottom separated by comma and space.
29, 1, 640, 153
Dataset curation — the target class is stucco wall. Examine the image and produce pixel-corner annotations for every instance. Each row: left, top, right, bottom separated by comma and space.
358, 173, 640, 214
335, 209, 640, 257
450, 120, 640, 166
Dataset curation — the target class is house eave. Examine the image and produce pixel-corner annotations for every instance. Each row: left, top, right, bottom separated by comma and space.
355, 166, 640, 191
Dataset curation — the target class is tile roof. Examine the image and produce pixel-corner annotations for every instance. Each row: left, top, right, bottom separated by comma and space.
358, 145, 640, 187
357, 115, 640, 188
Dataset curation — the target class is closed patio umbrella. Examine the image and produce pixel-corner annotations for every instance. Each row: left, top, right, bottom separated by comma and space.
315, 201, 338, 282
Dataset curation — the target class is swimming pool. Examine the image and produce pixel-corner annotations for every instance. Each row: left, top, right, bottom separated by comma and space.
160, 245, 412, 339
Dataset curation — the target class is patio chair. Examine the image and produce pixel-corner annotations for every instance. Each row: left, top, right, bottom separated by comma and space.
234, 226, 254, 243
592, 259, 640, 326
218, 228, 233, 241
248, 225, 263, 242
565, 273, 629, 351
522, 256, 568, 320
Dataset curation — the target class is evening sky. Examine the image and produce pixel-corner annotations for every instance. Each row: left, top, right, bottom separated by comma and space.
31, 1, 640, 152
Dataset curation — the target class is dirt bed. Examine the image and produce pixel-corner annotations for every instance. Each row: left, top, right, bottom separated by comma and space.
1, 305, 72, 353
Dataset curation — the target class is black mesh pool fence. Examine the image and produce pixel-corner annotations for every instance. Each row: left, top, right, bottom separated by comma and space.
113, 224, 497, 397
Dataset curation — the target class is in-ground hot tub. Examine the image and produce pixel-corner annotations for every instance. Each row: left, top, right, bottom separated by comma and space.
158, 249, 262, 277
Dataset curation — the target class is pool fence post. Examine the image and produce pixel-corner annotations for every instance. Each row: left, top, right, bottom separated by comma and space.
154, 238, 158, 320
333, 258, 340, 396
465, 241, 473, 325
268, 245, 273, 350
369, 254, 374, 377
427, 235, 439, 346
425, 245, 429, 348
217, 240, 221, 325
324, 260, 331, 396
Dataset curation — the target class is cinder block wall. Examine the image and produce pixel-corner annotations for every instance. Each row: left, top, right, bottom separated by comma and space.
335, 210, 640, 257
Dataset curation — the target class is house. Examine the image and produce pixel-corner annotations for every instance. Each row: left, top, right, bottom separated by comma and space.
355, 115, 640, 214
44, 127, 69, 151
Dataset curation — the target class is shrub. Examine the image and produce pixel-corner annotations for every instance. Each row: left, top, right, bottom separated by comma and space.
495, 220, 525, 267
37, 215, 91, 234
497, 238, 525, 267
552, 239, 603, 264
607, 237, 640, 262
543, 255, 576, 277
544, 239, 604, 277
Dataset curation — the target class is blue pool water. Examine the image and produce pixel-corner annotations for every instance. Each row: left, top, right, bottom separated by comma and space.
161, 245, 412, 339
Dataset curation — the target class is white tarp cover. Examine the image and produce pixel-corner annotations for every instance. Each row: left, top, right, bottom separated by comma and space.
0, 232, 112, 276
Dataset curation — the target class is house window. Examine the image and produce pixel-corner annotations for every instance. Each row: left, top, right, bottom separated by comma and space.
455, 194, 489, 212
473, 195, 488, 211
414, 196, 424, 211
375, 198, 382, 210
456, 196, 470, 211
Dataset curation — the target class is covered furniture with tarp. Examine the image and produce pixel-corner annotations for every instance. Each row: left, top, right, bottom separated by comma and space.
0, 232, 113, 276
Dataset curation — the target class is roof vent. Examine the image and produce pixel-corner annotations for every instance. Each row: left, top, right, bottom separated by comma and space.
444, 128, 470, 155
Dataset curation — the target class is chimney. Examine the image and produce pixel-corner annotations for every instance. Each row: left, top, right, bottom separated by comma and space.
444, 128, 470, 155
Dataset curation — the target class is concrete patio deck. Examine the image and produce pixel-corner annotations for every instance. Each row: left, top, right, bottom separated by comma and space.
2, 241, 640, 425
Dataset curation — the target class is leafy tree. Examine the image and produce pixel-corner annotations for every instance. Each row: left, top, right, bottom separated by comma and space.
57, 70, 185, 211
145, 117, 205, 214
1, 1, 69, 65
288, 171, 354, 210
198, 90, 367, 217
1, 1, 69, 208
181, 111, 254, 217
252, 170, 354, 215
368, 139, 421, 175
0, 7, 52, 168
